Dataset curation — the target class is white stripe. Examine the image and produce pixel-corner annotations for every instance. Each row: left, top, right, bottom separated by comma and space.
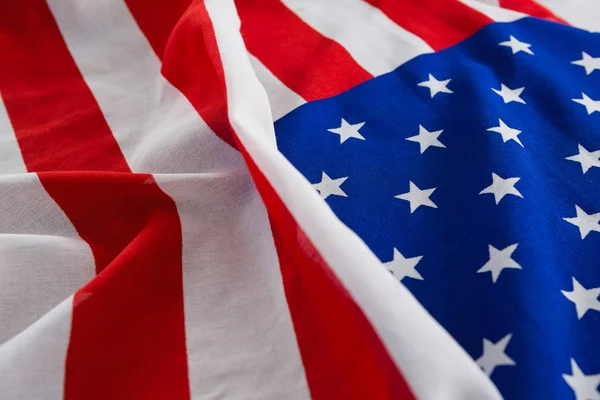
476, 0, 500, 5
249, 53, 306, 120
461, 0, 526, 22
155, 171, 311, 400
205, 0, 502, 398
537, 0, 600, 32
0, 296, 74, 400
47, 0, 243, 174
0, 173, 94, 346
0, 96, 26, 174
281, 0, 433, 77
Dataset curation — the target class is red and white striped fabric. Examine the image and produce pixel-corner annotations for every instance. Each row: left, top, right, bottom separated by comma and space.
0, 0, 593, 398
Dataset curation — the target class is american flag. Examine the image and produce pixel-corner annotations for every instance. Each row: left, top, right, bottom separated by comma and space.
276, 14, 600, 399
0, 1, 598, 399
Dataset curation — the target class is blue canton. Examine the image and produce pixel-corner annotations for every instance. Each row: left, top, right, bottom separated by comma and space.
275, 18, 600, 400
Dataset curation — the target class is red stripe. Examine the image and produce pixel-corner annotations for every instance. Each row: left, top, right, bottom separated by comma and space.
0, 2, 189, 399
246, 159, 416, 400
234, 0, 373, 101
0, 2, 128, 172
43, 172, 190, 399
499, 0, 568, 24
127, 0, 416, 397
364, 0, 493, 51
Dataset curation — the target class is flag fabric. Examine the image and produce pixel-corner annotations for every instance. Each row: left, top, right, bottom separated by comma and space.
0, 1, 597, 400
276, 13, 600, 400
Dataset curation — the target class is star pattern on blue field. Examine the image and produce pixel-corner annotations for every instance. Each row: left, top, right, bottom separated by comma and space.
275, 18, 600, 399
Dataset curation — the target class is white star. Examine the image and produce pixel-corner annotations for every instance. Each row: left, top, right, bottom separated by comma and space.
492, 84, 526, 104
562, 277, 600, 319
573, 93, 600, 115
406, 125, 446, 154
563, 358, 600, 400
475, 333, 516, 377
487, 119, 523, 147
477, 243, 521, 283
417, 74, 453, 98
499, 35, 534, 55
312, 172, 348, 200
572, 52, 600, 75
395, 181, 438, 213
384, 248, 424, 281
479, 173, 523, 204
327, 118, 366, 143
566, 144, 600, 174
563, 205, 600, 239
